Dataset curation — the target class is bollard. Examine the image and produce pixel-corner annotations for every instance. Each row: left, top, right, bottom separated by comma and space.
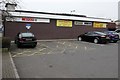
2, 37, 11, 51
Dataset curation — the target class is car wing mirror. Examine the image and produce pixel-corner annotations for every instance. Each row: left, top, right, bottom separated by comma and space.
84, 33, 88, 35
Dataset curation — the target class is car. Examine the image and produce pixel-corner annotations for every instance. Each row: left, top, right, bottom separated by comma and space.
15, 32, 37, 48
115, 29, 120, 38
78, 31, 110, 44
103, 31, 119, 43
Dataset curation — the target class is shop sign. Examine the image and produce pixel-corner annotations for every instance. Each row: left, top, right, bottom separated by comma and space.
26, 24, 31, 30
36, 19, 50, 23
56, 20, 72, 27
93, 22, 107, 28
6, 17, 50, 23
74, 21, 84, 25
22, 18, 35, 22
74, 21, 92, 26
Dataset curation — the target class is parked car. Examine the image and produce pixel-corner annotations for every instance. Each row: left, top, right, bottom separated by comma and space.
78, 31, 110, 44
103, 31, 119, 43
15, 32, 37, 48
115, 29, 120, 39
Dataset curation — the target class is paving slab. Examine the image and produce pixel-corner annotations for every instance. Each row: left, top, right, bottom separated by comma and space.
2, 49, 18, 79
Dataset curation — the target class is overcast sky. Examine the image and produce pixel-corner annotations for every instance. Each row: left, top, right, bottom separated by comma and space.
19, 0, 120, 20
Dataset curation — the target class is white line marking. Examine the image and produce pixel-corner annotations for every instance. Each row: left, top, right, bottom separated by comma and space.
9, 52, 20, 79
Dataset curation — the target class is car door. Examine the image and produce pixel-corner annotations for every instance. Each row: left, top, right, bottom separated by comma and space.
84, 32, 93, 41
82, 33, 88, 41
90, 32, 99, 42
87, 32, 95, 42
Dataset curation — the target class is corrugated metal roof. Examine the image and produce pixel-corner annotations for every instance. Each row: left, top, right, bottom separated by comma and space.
8, 10, 112, 22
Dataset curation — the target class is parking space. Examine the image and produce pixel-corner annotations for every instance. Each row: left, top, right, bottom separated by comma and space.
10, 40, 118, 78
11, 40, 117, 58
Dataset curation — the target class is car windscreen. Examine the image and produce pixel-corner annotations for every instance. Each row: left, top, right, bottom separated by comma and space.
21, 33, 34, 37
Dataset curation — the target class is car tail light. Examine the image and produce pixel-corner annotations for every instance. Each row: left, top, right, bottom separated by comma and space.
19, 38, 26, 41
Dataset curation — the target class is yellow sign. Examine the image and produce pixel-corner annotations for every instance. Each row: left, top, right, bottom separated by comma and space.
57, 20, 72, 27
93, 22, 107, 28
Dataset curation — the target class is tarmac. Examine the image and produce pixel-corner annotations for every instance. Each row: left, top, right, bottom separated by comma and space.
0, 32, 119, 79
0, 32, 2, 37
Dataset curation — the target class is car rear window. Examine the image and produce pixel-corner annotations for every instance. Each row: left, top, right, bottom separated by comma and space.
116, 30, 120, 33
105, 31, 117, 34
94, 32, 106, 35
21, 33, 34, 37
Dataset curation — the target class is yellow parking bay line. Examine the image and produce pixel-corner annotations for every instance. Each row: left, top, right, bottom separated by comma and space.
39, 48, 46, 52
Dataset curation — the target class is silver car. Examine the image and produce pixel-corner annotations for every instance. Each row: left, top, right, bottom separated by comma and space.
115, 29, 120, 39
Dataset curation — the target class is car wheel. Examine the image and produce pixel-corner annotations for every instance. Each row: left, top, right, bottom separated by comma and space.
17, 44, 21, 48
105, 41, 109, 44
94, 39, 98, 44
113, 40, 117, 43
32, 44, 36, 48
78, 37, 82, 41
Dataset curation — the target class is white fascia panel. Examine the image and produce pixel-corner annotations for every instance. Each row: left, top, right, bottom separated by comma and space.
9, 12, 112, 22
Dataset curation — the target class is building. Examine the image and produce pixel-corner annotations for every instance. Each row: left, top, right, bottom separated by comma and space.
3, 10, 116, 40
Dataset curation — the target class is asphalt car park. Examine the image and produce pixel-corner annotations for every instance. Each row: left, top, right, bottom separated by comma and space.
10, 40, 118, 78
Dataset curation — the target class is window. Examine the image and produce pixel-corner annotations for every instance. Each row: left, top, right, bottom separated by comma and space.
86, 32, 93, 36
94, 32, 106, 35
21, 33, 34, 37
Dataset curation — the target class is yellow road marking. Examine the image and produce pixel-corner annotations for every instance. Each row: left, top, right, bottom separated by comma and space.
39, 48, 46, 52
